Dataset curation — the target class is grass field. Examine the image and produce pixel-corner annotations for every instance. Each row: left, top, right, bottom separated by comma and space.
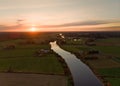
62, 38, 120, 57
113, 57, 120, 63
61, 45, 80, 52
91, 46, 120, 56
98, 68, 120, 86
87, 59, 120, 68
95, 38, 120, 44
61, 37, 120, 86
98, 68, 120, 76
0, 73, 67, 86
0, 39, 64, 74
1, 36, 120, 86
105, 78, 120, 86
0, 45, 49, 58
0, 55, 64, 74
62, 45, 120, 57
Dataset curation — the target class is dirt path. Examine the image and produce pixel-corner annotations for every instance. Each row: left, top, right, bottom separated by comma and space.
0, 73, 67, 86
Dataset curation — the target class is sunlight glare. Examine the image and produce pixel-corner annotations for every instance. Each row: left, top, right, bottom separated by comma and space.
30, 27, 36, 32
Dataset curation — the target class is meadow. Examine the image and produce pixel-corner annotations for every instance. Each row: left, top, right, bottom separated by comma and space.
0, 35, 64, 74
60, 36, 120, 86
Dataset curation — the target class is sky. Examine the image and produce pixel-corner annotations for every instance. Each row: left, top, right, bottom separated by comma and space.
0, 0, 120, 32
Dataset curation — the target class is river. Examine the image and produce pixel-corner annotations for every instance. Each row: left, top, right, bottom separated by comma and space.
50, 41, 103, 86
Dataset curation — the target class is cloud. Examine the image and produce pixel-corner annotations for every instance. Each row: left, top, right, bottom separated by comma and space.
39, 20, 120, 28
0, 25, 8, 30
64, 20, 119, 26
0, 25, 26, 31
0, 20, 120, 31
99, 26, 120, 31
0, 19, 26, 31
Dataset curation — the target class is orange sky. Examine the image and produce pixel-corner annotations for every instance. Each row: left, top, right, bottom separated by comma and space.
0, 0, 120, 32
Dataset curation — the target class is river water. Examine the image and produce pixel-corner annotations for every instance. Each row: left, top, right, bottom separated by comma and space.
50, 41, 103, 86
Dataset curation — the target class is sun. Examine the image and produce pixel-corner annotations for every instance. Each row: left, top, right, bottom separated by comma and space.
30, 27, 36, 32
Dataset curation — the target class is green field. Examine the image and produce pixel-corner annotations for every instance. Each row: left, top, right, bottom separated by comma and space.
61, 45, 80, 52
0, 39, 64, 74
0, 36, 120, 86
105, 78, 120, 86
91, 46, 120, 56
113, 57, 120, 63
0, 55, 64, 74
95, 38, 120, 43
64, 40, 120, 57
0, 45, 49, 58
98, 68, 120, 76
61, 37, 120, 86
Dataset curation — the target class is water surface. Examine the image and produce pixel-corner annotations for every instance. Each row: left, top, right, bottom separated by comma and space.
50, 41, 103, 86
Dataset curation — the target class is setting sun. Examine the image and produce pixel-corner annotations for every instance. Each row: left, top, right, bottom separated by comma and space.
30, 27, 37, 32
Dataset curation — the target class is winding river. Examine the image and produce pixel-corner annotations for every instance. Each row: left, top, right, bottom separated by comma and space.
50, 41, 103, 86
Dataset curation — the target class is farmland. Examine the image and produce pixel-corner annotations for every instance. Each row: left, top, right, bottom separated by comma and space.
0, 32, 68, 86
58, 33, 120, 86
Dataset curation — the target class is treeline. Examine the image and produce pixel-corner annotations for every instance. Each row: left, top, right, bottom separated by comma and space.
63, 31, 120, 38
0, 32, 56, 41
